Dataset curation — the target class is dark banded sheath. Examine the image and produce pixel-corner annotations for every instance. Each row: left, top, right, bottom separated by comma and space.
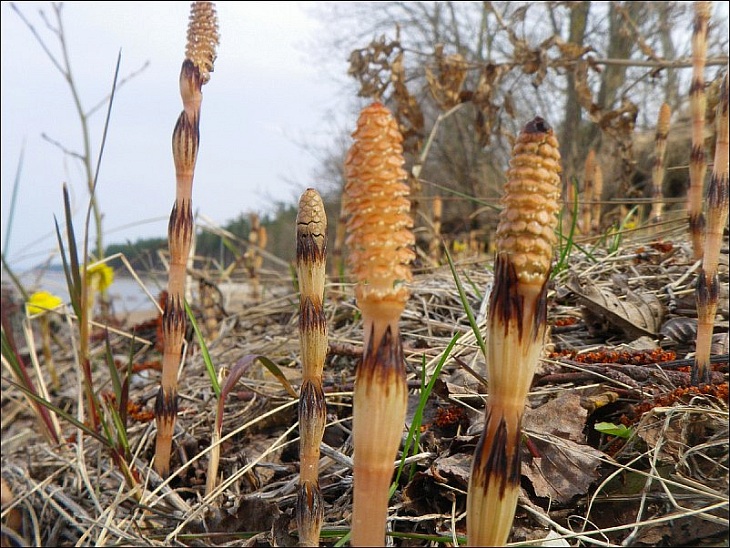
344, 103, 415, 546
296, 188, 328, 546
154, 1, 219, 477
693, 72, 728, 386
468, 117, 561, 546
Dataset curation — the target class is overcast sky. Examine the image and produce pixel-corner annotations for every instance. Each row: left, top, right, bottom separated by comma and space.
1, 1, 350, 271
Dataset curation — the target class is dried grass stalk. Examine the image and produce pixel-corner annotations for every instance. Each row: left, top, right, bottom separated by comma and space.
688, 1, 712, 260
693, 72, 728, 386
468, 117, 561, 546
344, 102, 415, 546
155, 1, 219, 477
296, 188, 328, 546
650, 103, 671, 225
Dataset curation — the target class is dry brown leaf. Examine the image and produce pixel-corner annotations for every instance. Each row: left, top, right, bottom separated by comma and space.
568, 274, 664, 338
521, 392, 605, 503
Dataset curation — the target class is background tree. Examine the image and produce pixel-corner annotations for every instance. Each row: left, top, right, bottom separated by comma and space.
307, 1, 728, 252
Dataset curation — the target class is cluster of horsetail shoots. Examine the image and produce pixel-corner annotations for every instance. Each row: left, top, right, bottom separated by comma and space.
650, 103, 671, 226
154, 1, 219, 477
296, 188, 328, 546
688, 1, 711, 260
344, 102, 415, 546
467, 117, 561, 546
693, 72, 728, 386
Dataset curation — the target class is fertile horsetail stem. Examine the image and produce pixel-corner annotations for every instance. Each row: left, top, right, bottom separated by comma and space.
581, 149, 596, 235
688, 1, 712, 260
467, 117, 561, 546
650, 103, 671, 226
155, 1, 218, 477
296, 188, 328, 546
693, 72, 728, 386
344, 102, 415, 546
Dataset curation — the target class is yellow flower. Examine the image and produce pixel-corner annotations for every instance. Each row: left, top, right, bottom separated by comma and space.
26, 291, 63, 316
87, 263, 114, 291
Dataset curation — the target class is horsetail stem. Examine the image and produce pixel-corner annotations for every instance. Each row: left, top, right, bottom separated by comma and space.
154, 1, 219, 478
650, 103, 671, 226
688, 1, 712, 260
590, 161, 603, 233
468, 117, 561, 546
296, 188, 328, 546
581, 149, 596, 235
429, 195, 444, 265
344, 102, 415, 546
693, 72, 728, 386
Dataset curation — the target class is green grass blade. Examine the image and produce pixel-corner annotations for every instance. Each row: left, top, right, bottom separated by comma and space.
2, 142, 25, 255
184, 299, 221, 398
392, 331, 461, 489
443, 245, 486, 357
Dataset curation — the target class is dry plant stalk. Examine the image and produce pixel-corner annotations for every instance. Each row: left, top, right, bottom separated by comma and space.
688, 1, 712, 260
155, 1, 219, 477
428, 195, 444, 265
650, 103, 671, 225
581, 149, 596, 235
199, 278, 219, 340
344, 102, 415, 546
591, 162, 603, 233
296, 188, 328, 546
693, 72, 728, 386
244, 213, 267, 301
468, 117, 561, 546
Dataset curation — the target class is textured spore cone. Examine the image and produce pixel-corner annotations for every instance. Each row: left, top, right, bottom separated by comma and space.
495, 116, 562, 286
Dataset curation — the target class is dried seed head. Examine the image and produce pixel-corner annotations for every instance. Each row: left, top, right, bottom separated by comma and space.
344, 102, 415, 310
185, 1, 219, 85
496, 117, 562, 286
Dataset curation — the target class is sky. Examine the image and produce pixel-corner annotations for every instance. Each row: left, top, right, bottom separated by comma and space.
1, 1, 349, 271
